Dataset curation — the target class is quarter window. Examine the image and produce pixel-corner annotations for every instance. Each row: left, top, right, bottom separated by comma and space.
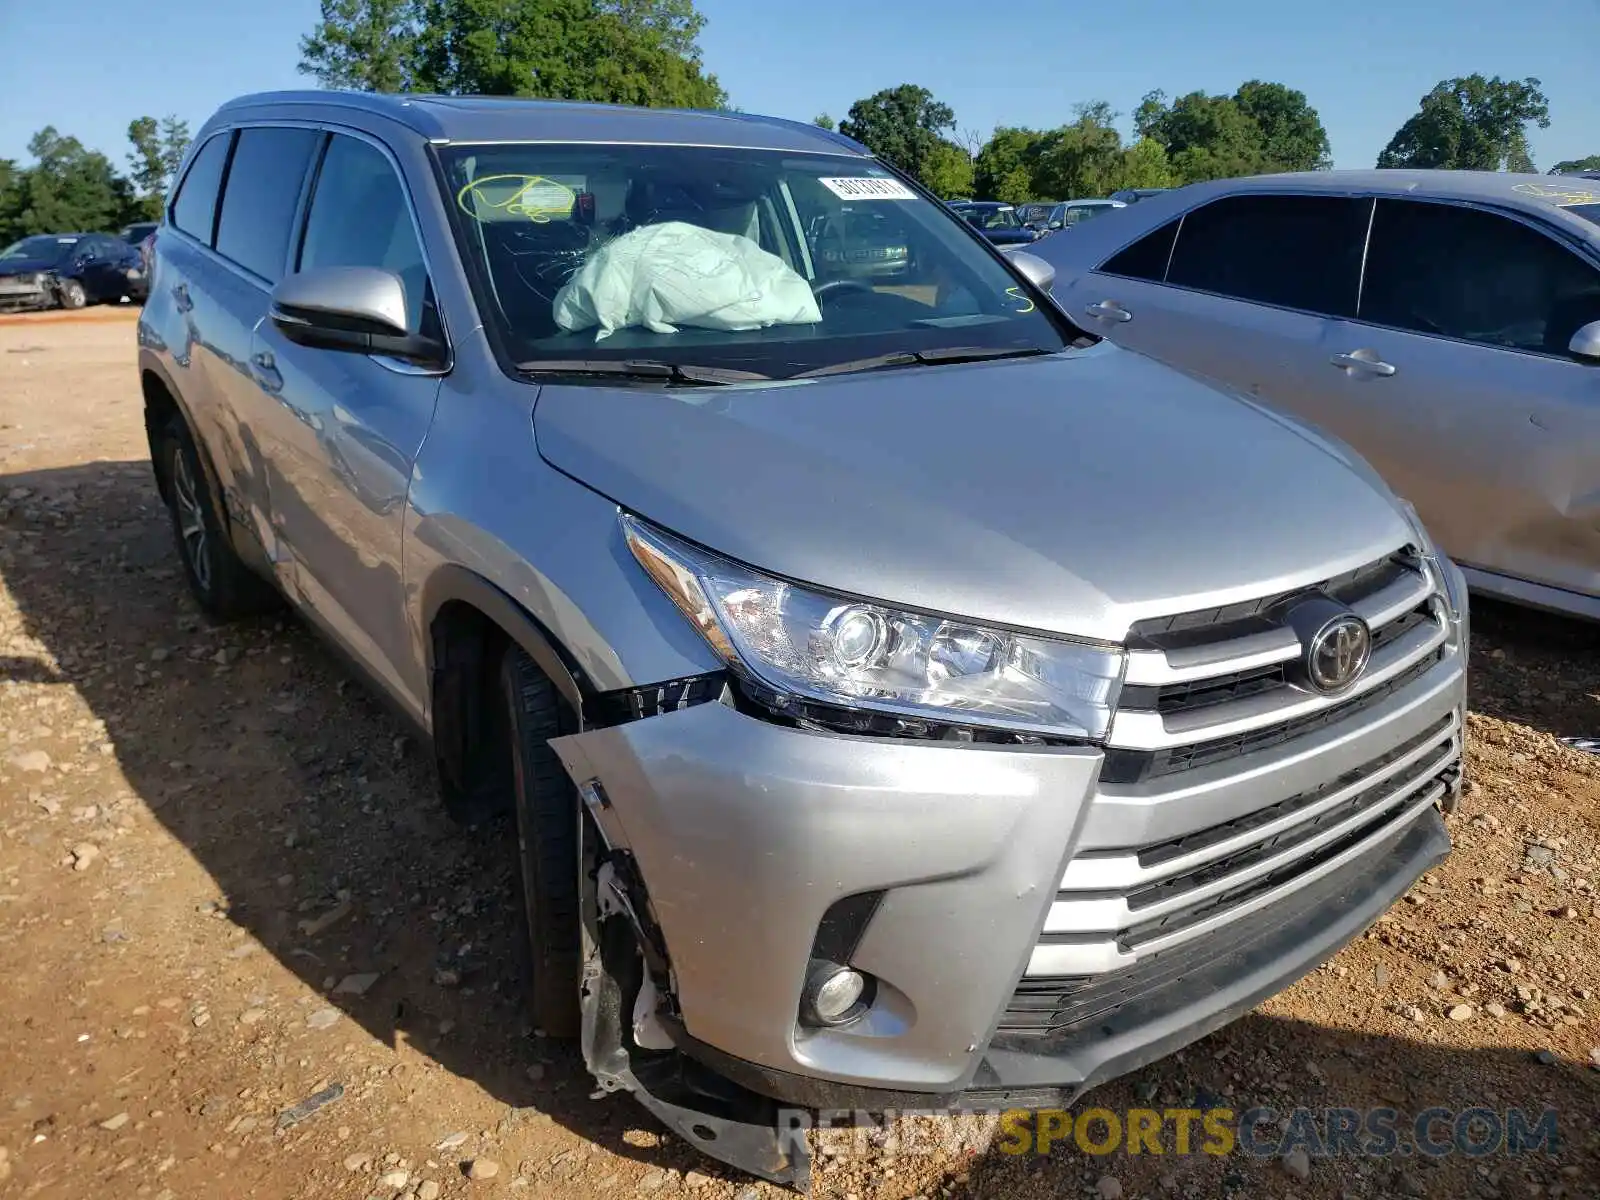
214, 127, 320, 284
298, 134, 429, 333
1099, 219, 1178, 282
1164, 194, 1368, 317
170, 133, 232, 245
1360, 199, 1600, 355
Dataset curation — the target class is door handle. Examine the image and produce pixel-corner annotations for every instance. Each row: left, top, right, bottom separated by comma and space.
250, 350, 283, 392
171, 282, 192, 312
1085, 300, 1133, 323
1330, 350, 1396, 377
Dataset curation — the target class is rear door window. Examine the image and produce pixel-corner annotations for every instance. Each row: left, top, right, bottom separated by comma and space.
1099, 219, 1178, 282
1360, 199, 1600, 355
170, 132, 232, 245
1165, 194, 1369, 318
214, 126, 320, 284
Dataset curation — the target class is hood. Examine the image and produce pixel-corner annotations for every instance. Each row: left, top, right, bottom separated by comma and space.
984, 228, 1037, 244
534, 343, 1412, 643
0, 256, 59, 276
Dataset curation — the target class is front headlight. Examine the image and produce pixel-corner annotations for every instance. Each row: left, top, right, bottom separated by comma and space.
623, 515, 1124, 740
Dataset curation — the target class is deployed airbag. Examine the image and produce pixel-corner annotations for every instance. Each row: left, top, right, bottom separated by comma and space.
552, 221, 821, 341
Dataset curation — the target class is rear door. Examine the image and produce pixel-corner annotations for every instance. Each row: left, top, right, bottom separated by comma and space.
1061, 192, 1370, 409
1322, 197, 1600, 596
203, 124, 323, 575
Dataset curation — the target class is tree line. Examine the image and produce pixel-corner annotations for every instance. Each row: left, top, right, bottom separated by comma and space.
3, 0, 1595, 241
826, 74, 1581, 202
0, 118, 191, 243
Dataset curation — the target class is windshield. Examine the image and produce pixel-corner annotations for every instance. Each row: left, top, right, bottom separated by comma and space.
1064, 204, 1113, 226
0, 235, 76, 264
438, 144, 1069, 376
1571, 204, 1600, 228
1015, 204, 1057, 224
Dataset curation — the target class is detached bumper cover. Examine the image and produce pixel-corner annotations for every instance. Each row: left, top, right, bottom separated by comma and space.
554, 659, 1459, 1104
552, 703, 1104, 1093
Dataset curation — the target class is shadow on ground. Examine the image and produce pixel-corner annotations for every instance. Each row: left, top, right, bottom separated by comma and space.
2, 458, 1597, 1198
0, 459, 681, 1176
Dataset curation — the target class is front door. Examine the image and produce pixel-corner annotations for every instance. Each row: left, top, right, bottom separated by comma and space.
1062, 193, 1371, 411
249, 130, 444, 720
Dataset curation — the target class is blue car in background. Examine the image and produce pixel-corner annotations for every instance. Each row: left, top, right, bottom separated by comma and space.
0, 232, 149, 311
949, 201, 1039, 246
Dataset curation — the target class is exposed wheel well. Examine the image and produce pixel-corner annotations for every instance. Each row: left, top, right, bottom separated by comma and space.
429, 596, 588, 826
431, 599, 516, 825
141, 371, 180, 506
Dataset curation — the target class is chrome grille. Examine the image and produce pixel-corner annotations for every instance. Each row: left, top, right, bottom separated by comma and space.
1108, 552, 1446, 758
1014, 546, 1463, 989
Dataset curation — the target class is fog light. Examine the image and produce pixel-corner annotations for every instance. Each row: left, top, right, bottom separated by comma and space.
802, 960, 870, 1027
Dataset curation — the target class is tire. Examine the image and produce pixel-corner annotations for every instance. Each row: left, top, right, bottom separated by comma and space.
56, 279, 86, 309
156, 414, 279, 619
499, 644, 582, 1038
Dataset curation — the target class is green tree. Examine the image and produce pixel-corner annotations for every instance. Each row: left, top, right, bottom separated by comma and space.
299, 0, 419, 91
1032, 102, 1126, 198
974, 126, 1047, 201
0, 159, 23, 243
838, 84, 958, 188
1137, 82, 1329, 183
300, 0, 725, 106
921, 138, 974, 199
1232, 81, 1330, 171
813, 113, 835, 131
1376, 75, 1549, 171
1551, 155, 1600, 174
5, 128, 133, 236
125, 115, 192, 222
1107, 138, 1177, 191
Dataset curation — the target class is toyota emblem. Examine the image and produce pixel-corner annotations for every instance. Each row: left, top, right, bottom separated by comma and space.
1306, 613, 1372, 694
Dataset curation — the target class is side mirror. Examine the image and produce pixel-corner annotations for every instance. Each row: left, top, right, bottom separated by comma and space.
270, 267, 446, 366
1569, 319, 1600, 363
1005, 249, 1056, 294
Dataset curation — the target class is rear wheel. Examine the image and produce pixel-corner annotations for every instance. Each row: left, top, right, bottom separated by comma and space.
156, 414, 279, 619
499, 644, 582, 1037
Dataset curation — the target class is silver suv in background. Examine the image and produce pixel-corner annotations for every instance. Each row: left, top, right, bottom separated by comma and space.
1036, 170, 1600, 620
138, 93, 1468, 1186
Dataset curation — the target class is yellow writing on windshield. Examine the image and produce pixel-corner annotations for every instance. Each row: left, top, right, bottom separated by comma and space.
1512, 180, 1600, 206
458, 174, 578, 222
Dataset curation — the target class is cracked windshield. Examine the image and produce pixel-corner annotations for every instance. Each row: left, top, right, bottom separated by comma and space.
440, 145, 1069, 376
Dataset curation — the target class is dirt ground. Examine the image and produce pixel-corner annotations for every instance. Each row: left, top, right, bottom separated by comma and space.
0, 311, 1596, 1200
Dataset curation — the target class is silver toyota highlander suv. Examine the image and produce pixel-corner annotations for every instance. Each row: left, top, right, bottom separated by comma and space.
137, 92, 1469, 1186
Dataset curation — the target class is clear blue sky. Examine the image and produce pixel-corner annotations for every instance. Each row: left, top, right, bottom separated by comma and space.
1, 0, 1594, 171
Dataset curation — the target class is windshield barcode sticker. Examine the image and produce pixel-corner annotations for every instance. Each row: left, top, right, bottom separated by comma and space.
818, 176, 917, 201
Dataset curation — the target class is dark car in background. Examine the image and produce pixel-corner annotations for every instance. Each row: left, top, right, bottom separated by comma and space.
952, 201, 1039, 246
1017, 199, 1128, 234
809, 208, 913, 279
121, 221, 159, 245
1016, 201, 1063, 232
0, 232, 149, 310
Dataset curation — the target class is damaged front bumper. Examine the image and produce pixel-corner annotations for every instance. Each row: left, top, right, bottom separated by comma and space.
0, 275, 52, 311
551, 655, 1461, 1186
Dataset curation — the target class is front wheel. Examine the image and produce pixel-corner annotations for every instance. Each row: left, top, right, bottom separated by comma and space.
500, 645, 582, 1038
56, 279, 86, 309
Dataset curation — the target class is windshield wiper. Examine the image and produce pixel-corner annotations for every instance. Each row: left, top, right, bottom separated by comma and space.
515, 359, 771, 386
792, 345, 1051, 379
